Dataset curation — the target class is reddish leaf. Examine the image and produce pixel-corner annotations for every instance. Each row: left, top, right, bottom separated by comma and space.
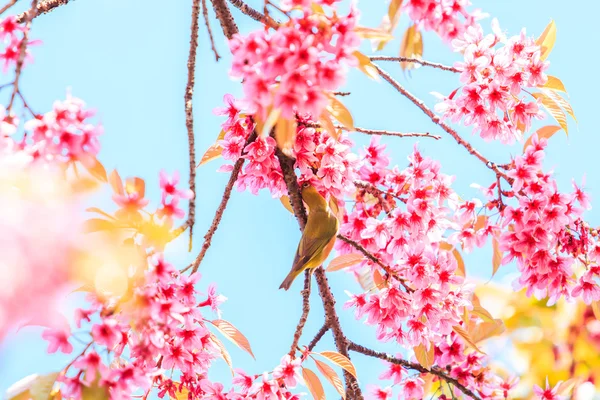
471, 294, 495, 323
302, 367, 325, 400
373, 268, 386, 288
453, 324, 484, 353
473, 215, 488, 232
413, 344, 434, 369
109, 170, 124, 195
327, 253, 365, 272
199, 130, 226, 166
319, 110, 339, 140
326, 95, 354, 131
492, 238, 502, 277
209, 332, 234, 376
210, 319, 255, 359
319, 351, 358, 379
468, 319, 505, 343
523, 125, 561, 152
314, 359, 345, 399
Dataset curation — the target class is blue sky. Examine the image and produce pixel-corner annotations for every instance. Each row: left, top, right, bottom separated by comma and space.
1, 0, 598, 397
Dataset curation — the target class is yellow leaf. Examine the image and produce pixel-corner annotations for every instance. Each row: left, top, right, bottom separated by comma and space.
468, 319, 505, 343
275, 117, 297, 155
413, 344, 434, 369
199, 130, 226, 166
314, 359, 346, 399
543, 75, 567, 92
388, 0, 403, 29
555, 378, 579, 397
319, 351, 358, 379
532, 92, 568, 135
592, 301, 600, 320
356, 268, 376, 292
210, 319, 255, 359
543, 89, 577, 122
319, 111, 339, 139
492, 238, 502, 277
302, 367, 326, 400
170, 386, 190, 400
261, 107, 282, 137
536, 20, 556, 61
71, 177, 100, 194
327, 253, 365, 272
83, 157, 108, 182
311, 4, 325, 14
83, 218, 117, 233
29, 373, 59, 400
453, 325, 485, 354
352, 50, 380, 80
209, 332, 234, 376
523, 125, 561, 152
399, 24, 423, 71
328, 196, 344, 223
326, 95, 354, 131
471, 294, 495, 323
125, 177, 145, 198
109, 170, 124, 195
355, 26, 395, 41
279, 195, 294, 214
452, 248, 466, 278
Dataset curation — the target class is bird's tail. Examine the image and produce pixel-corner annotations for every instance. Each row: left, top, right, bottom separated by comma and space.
279, 270, 300, 291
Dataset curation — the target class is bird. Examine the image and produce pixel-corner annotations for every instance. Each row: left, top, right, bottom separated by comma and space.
279, 181, 339, 291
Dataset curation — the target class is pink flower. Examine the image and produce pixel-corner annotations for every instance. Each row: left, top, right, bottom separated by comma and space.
156, 196, 186, 220
402, 377, 425, 400
368, 385, 392, 400
91, 319, 121, 349
159, 170, 194, 201
73, 352, 107, 384
273, 355, 302, 388
533, 378, 564, 400
41, 327, 73, 354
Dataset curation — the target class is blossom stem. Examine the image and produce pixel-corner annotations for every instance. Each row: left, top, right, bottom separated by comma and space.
184, 131, 257, 274
288, 271, 312, 357
184, 0, 201, 252
8, 0, 38, 114
202, 0, 221, 61
374, 64, 511, 183
347, 341, 482, 400
15, 0, 70, 23
369, 56, 459, 73
0, 0, 18, 16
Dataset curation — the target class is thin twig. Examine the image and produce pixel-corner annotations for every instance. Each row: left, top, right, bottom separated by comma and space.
201, 0, 221, 61
369, 55, 459, 73
227, 0, 279, 29
182, 132, 257, 274
0, 0, 18, 16
184, 0, 201, 252
352, 126, 441, 140
348, 341, 482, 400
289, 271, 311, 357
8, 0, 38, 113
337, 234, 412, 292
15, 0, 69, 23
307, 323, 329, 352
333, 91, 351, 96
374, 64, 512, 183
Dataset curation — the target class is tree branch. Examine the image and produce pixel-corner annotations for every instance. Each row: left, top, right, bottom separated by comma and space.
209, 0, 238, 39
289, 270, 311, 357
347, 341, 482, 400
184, 0, 201, 252
370, 56, 458, 73
228, 0, 279, 29
202, 0, 221, 61
15, 0, 69, 23
0, 0, 18, 16
276, 150, 363, 399
373, 64, 511, 183
350, 126, 440, 140
182, 132, 256, 274
307, 323, 329, 352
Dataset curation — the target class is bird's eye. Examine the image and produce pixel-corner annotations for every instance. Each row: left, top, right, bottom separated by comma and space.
302, 182, 310, 188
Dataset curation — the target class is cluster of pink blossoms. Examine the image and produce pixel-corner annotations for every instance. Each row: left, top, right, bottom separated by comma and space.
404, 0, 485, 43
229, 0, 359, 120
435, 23, 548, 144
489, 136, 599, 305
0, 16, 38, 72
215, 95, 358, 200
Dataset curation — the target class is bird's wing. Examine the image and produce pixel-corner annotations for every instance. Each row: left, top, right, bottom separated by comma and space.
291, 210, 338, 272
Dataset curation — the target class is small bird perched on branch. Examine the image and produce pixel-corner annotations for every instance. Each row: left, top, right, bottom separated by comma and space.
279, 181, 339, 291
